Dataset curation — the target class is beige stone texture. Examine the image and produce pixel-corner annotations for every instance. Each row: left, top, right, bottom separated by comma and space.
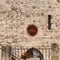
0, 0, 60, 47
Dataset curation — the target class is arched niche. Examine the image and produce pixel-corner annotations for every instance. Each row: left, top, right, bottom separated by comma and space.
26, 47, 44, 60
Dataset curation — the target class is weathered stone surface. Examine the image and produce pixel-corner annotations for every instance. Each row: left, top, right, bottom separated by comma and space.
0, 0, 60, 47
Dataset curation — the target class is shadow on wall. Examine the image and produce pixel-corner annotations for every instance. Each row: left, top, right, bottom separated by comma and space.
51, 43, 59, 51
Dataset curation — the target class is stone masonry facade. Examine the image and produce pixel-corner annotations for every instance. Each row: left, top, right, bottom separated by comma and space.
0, 0, 60, 47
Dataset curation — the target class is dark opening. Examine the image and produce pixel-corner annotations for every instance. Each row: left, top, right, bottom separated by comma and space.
26, 48, 44, 60
48, 15, 51, 30
57, 0, 60, 2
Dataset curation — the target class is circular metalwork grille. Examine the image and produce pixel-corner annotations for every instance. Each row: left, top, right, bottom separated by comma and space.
27, 25, 38, 36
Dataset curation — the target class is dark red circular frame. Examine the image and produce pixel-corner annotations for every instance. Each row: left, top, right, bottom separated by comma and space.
27, 24, 38, 36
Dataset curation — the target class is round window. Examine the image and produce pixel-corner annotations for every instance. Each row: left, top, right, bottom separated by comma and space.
27, 24, 38, 36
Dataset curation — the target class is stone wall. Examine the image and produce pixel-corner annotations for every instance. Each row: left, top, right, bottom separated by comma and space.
0, 0, 60, 47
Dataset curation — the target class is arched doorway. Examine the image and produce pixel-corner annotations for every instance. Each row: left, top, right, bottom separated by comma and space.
26, 48, 44, 60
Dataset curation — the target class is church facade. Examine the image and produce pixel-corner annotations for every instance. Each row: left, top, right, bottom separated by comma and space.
0, 0, 60, 60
